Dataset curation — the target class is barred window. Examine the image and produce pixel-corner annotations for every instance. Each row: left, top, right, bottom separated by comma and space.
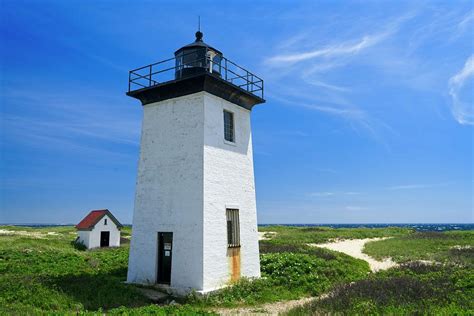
226, 209, 240, 247
223, 110, 234, 142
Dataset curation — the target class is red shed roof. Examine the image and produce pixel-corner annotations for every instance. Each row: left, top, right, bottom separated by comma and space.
76, 209, 123, 230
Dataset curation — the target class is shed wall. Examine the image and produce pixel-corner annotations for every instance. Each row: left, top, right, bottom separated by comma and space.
77, 230, 90, 248
89, 215, 121, 248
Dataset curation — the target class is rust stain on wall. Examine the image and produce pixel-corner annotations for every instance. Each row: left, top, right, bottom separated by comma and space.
227, 247, 241, 282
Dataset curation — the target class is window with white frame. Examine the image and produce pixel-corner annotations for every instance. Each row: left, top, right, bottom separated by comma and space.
223, 110, 235, 142
226, 209, 240, 247
104, 219, 107, 225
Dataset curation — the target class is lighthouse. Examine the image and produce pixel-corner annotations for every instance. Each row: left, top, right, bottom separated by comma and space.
126, 30, 265, 293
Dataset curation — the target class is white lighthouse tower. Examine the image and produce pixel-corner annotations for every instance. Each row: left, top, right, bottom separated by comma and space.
126, 31, 265, 293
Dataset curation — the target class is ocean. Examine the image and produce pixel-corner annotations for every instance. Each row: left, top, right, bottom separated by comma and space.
2, 223, 473, 231
258, 223, 473, 231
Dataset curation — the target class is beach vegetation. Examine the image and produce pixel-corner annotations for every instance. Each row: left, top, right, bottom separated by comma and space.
286, 230, 474, 315
286, 262, 473, 315
1, 225, 472, 314
259, 225, 411, 244
189, 251, 369, 307
363, 230, 474, 265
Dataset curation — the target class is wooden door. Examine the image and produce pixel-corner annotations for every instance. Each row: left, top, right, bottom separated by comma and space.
157, 232, 173, 284
100, 231, 110, 247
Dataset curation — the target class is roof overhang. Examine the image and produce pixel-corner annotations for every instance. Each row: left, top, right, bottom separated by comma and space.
126, 73, 265, 110
75, 210, 123, 231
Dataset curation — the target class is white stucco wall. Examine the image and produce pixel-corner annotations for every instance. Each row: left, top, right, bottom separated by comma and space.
77, 230, 90, 248
77, 214, 121, 249
127, 91, 260, 292
127, 93, 205, 289
202, 93, 261, 291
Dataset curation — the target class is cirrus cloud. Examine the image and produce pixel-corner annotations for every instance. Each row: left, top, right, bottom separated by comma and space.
448, 54, 474, 125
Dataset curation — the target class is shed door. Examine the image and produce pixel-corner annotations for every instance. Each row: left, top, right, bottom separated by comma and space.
100, 231, 110, 247
157, 232, 173, 284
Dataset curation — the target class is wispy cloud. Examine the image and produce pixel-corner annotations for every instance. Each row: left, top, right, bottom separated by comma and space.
305, 79, 351, 92
448, 54, 474, 125
302, 103, 365, 118
310, 192, 335, 197
265, 12, 414, 67
260, 14, 415, 146
457, 11, 474, 34
265, 32, 390, 65
1, 86, 140, 160
271, 94, 395, 150
387, 183, 450, 190
271, 94, 365, 121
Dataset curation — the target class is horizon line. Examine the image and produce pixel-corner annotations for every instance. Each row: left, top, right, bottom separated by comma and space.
1, 222, 473, 226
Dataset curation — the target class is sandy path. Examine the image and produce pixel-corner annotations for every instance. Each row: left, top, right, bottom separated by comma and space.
214, 296, 316, 315
310, 238, 398, 272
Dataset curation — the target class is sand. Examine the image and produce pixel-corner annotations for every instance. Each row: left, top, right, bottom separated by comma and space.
0, 229, 60, 239
258, 231, 277, 241
256, 231, 396, 272
310, 238, 398, 272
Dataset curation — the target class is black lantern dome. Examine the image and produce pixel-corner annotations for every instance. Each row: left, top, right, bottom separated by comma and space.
174, 31, 223, 79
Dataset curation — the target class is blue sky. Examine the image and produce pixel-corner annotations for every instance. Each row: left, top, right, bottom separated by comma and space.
1, 0, 472, 224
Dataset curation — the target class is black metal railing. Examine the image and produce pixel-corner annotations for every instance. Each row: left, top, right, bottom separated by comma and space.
128, 48, 264, 99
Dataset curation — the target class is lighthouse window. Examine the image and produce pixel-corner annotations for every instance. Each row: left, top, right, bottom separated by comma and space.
226, 209, 240, 248
224, 110, 235, 142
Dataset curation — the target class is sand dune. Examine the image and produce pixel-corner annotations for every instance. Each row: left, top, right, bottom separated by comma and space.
310, 238, 398, 272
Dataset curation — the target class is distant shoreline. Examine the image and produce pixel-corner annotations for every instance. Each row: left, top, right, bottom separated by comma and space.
1, 223, 472, 231
259, 223, 474, 231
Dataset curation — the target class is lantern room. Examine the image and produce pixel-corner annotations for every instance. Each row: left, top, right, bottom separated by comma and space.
174, 31, 223, 79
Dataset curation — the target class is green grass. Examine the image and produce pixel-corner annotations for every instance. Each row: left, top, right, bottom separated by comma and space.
286, 263, 474, 315
363, 230, 474, 265
0, 225, 372, 313
189, 244, 370, 307
286, 230, 474, 315
0, 227, 210, 315
259, 225, 411, 244
2, 225, 472, 314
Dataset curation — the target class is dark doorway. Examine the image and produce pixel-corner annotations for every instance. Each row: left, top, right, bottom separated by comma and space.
157, 232, 173, 284
100, 231, 110, 247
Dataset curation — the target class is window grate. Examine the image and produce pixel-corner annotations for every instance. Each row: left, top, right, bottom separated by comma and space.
226, 209, 240, 247
224, 110, 235, 142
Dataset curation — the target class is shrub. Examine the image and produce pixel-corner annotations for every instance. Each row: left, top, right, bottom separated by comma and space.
398, 261, 444, 274
71, 238, 87, 251
448, 247, 474, 267
323, 276, 446, 307
286, 265, 474, 315
190, 252, 369, 307
259, 241, 337, 260
363, 231, 474, 264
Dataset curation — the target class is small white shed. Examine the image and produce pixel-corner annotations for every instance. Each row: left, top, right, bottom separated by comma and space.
76, 209, 123, 249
